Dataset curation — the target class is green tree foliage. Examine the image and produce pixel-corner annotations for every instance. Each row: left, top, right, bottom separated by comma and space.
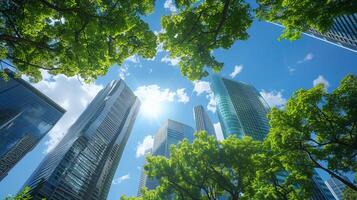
159, 0, 252, 80
256, 0, 357, 40
5, 187, 32, 200
121, 132, 311, 200
266, 74, 357, 191
343, 187, 357, 200
0, 0, 157, 82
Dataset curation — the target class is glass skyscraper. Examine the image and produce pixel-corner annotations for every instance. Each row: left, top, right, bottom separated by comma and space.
211, 75, 335, 200
311, 171, 336, 200
307, 14, 357, 53
22, 80, 140, 200
193, 105, 216, 138
137, 119, 194, 195
325, 176, 347, 200
0, 69, 65, 181
210, 75, 270, 140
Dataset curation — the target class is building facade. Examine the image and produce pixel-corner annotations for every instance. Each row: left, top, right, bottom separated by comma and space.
137, 119, 194, 195
22, 80, 140, 200
307, 14, 357, 53
210, 75, 270, 140
0, 70, 65, 181
311, 171, 336, 200
325, 176, 347, 200
193, 105, 216, 138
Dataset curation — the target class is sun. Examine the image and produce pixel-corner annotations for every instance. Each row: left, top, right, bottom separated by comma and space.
140, 98, 162, 118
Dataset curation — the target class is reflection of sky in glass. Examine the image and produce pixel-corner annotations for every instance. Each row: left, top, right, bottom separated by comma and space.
0, 75, 64, 179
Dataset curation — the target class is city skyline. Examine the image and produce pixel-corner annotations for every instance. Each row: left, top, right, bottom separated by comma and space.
0, 1, 356, 199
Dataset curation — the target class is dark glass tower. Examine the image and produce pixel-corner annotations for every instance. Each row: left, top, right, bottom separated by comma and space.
23, 80, 140, 200
307, 14, 357, 53
0, 70, 65, 181
137, 119, 194, 195
193, 105, 216, 138
210, 75, 270, 140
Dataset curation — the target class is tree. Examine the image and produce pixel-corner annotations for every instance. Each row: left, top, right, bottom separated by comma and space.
159, 0, 252, 80
343, 187, 357, 200
5, 187, 32, 200
256, 0, 357, 40
266, 74, 357, 191
121, 132, 311, 200
0, 0, 157, 82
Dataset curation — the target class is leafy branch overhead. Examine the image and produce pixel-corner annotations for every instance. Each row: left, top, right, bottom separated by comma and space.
0, 0, 157, 82
159, 0, 252, 80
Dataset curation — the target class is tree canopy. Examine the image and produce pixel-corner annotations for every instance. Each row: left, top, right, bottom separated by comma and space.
256, 0, 357, 40
0, 0, 157, 82
1, 0, 354, 81
121, 132, 312, 200
266, 74, 357, 191
159, 0, 252, 80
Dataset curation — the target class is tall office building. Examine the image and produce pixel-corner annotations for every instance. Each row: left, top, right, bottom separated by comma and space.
325, 176, 347, 200
307, 14, 357, 53
193, 105, 216, 138
0, 70, 65, 181
137, 119, 194, 195
210, 75, 335, 200
210, 75, 270, 140
312, 171, 336, 200
23, 80, 140, 200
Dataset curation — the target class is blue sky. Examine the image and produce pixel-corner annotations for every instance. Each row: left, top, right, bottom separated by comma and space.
1, 1, 357, 199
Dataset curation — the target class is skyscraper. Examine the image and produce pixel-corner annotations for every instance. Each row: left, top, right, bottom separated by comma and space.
211, 75, 335, 200
137, 119, 194, 195
0, 69, 65, 181
193, 105, 216, 138
325, 176, 347, 200
23, 80, 140, 200
311, 171, 336, 200
210, 75, 270, 140
307, 14, 357, 53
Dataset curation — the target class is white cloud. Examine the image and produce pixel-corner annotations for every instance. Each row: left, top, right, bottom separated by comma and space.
134, 85, 189, 106
161, 54, 180, 66
288, 66, 296, 75
29, 71, 103, 153
134, 85, 176, 103
112, 174, 130, 184
119, 64, 130, 80
192, 80, 216, 113
260, 90, 287, 108
229, 65, 243, 78
136, 135, 154, 157
176, 88, 190, 104
297, 53, 314, 64
125, 55, 140, 64
207, 93, 217, 113
164, 0, 177, 12
193, 80, 211, 96
213, 122, 224, 141
313, 75, 329, 90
